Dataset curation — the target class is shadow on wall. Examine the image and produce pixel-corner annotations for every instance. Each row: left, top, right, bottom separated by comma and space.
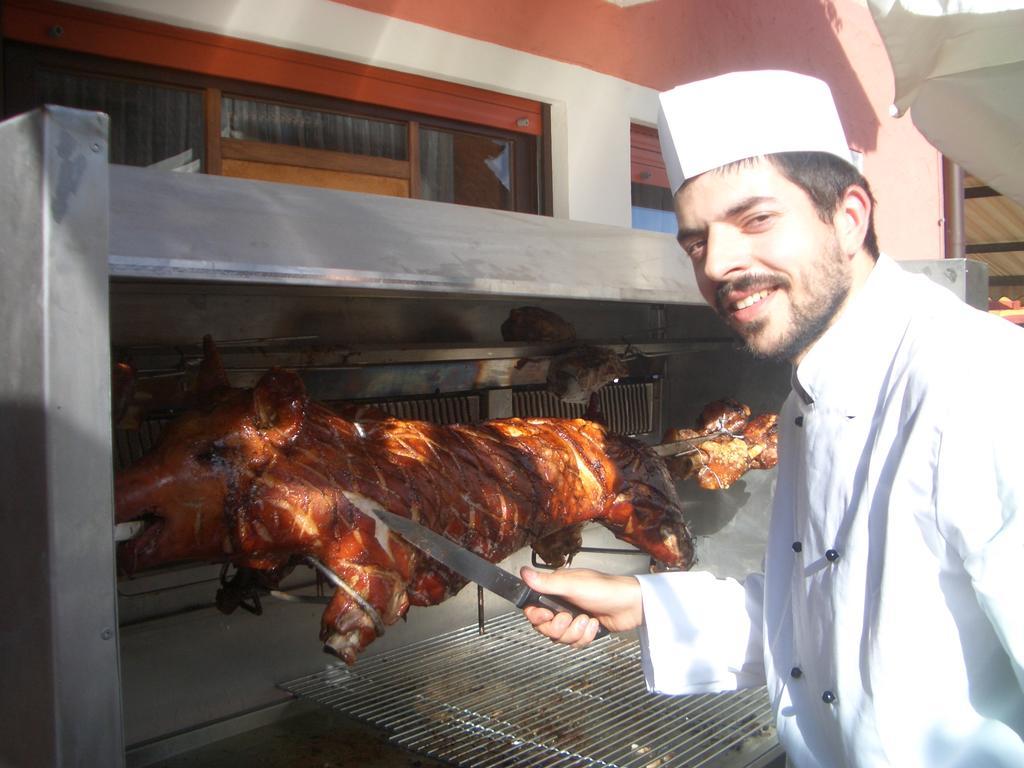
327, 0, 880, 153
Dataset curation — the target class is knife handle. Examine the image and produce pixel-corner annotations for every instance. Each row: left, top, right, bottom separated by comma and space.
518, 589, 609, 639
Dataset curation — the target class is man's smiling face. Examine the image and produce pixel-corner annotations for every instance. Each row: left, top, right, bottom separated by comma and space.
675, 158, 856, 363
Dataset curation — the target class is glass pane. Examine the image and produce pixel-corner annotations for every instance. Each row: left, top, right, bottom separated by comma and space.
35, 69, 204, 169
420, 127, 513, 211
631, 182, 676, 234
221, 96, 406, 159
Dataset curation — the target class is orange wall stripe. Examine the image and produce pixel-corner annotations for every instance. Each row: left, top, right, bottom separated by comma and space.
4, 0, 543, 136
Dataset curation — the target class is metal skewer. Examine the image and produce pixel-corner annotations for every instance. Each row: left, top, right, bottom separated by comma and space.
651, 428, 744, 458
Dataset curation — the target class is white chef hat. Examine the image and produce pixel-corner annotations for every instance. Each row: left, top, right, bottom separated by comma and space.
657, 70, 854, 194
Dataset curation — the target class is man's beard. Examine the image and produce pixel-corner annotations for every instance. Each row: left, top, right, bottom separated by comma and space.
718, 236, 852, 362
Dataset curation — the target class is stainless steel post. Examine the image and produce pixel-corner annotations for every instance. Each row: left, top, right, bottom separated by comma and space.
0, 107, 123, 767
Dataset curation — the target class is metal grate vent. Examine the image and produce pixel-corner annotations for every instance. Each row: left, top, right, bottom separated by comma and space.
280, 612, 779, 768
112, 396, 482, 472
113, 381, 653, 473
114, 419, 170, 471
331, 394, 482, 425
514, 380, 656, 437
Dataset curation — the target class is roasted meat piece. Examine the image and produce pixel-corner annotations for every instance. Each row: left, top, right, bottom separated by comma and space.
116, 365, 693, 663
697, 399, 751, 435
501, 306, 576, 343
661, 400, 778, 489
670, 436, 753, 490
743, 413, 779, 470
546, 345, 628, 405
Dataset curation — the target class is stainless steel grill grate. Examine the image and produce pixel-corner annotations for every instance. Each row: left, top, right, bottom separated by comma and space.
280, 612, 779, 768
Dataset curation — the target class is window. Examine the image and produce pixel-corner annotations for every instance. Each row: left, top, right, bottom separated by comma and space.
214, 94, 414, 196
221, 97, 407, 159
632, 183, 676, 234
3, 32, 543, 214
420, 128, 514, 210
629, 123, 675, 234
34, 68, 205, 169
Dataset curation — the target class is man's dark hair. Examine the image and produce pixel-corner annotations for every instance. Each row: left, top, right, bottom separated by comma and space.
682, 151, 880, 258
767, 151, 880, 258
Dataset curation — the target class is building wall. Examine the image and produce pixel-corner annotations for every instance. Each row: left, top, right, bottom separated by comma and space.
69, 0, 944, 259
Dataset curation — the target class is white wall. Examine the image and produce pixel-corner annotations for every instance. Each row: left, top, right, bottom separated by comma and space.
76, 0, 661, 228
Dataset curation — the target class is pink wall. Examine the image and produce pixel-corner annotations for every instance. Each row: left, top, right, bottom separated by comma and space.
331, 0, 945, 260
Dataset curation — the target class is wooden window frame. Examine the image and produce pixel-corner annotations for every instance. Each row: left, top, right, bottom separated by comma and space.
3, 0, 542, 135
3, 0, 545, 213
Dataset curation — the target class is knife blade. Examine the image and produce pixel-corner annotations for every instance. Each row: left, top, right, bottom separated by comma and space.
365, 503, 608, 639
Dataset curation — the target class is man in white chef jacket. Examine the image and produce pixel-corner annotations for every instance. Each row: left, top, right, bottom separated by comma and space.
520, 70, 1024, 767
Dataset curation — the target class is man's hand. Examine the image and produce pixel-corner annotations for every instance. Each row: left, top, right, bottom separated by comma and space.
519, 566, 643, 649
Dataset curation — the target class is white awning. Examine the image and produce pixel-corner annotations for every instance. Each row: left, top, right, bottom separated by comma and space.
868, 1, 1024, 206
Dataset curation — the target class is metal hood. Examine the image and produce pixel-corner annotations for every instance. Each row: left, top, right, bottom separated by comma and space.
109, 165, 701, 304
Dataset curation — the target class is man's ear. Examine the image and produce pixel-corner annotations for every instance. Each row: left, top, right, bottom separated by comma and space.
834, 184, 872, 256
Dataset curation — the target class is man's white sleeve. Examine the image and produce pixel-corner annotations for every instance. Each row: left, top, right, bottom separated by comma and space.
635, 570, 766, 694
936, 397, 1024, 694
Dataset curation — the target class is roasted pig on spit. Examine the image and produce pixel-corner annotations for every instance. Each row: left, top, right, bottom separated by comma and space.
115, 347, 694, 663
660, 399, 779, 490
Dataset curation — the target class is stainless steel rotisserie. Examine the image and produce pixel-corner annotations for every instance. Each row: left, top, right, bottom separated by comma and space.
4, 107, 809, 768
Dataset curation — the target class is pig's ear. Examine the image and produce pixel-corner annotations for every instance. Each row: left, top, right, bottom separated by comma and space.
196, 335, 232, 406
253, 368, 307, 445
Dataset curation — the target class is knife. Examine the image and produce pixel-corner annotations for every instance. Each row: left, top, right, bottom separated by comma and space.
366, 504, 608, 639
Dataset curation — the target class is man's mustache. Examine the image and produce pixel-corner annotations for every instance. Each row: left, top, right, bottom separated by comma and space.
715, 272, 789, 314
